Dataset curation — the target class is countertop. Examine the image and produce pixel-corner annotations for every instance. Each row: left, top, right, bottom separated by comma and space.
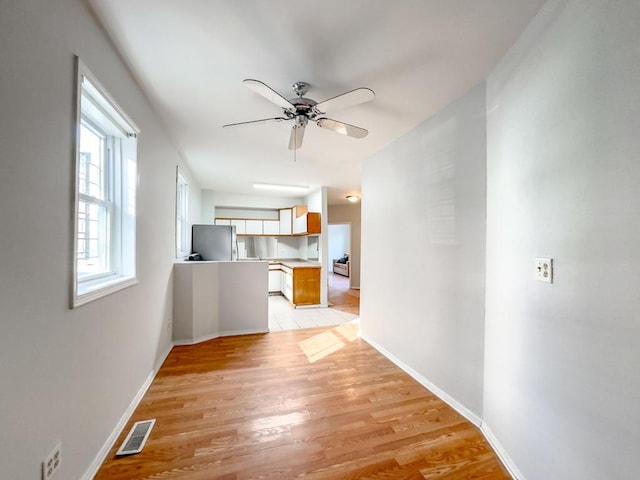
268, 259, 321, 269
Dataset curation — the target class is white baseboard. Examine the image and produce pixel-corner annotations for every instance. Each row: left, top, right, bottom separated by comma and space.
481, 423, 526, 480
362, 335, 482, 426
219, 328, 269, 337
173, 328, 269, 345
173, 332, 219, 346
362, 335, 525, 479
81, 344, 173, 480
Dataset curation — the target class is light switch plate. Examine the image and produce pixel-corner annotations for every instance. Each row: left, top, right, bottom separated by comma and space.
535, 258, 553, 283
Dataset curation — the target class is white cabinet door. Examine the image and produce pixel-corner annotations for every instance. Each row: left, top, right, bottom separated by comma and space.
263, 220, 279, 235
283, 272, 293, 302
279, 208, 292, 235
268, 270, 281, 292
293, 213, 307, 234
246, 220, 263, 235
231, 219, 246, 234
215, 218, 231, 225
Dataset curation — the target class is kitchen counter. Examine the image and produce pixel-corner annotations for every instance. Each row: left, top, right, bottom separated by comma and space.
267, 259, 321, 306
268, 259, 320, 269
173, 260, 268, 344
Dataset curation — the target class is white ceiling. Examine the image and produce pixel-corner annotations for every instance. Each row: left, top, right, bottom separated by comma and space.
89, 0, 545, 205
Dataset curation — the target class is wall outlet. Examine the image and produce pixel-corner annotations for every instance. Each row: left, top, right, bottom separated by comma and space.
535, 257, 553, 283
43, 442, 61, 479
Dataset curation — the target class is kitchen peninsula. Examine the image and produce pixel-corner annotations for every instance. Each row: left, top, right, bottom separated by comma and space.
173, 260, 268, 345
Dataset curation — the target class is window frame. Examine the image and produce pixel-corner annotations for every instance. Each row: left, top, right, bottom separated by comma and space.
72, 58, 140, 307
175, 168, 189, 259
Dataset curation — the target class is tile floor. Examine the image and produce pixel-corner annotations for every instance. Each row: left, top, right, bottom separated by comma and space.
268, 294, 359, 331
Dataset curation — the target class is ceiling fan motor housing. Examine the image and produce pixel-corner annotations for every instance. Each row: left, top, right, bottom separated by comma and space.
286, 96, 318, 119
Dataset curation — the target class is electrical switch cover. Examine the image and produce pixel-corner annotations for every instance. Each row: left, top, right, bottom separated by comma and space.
535, 258, 553, 283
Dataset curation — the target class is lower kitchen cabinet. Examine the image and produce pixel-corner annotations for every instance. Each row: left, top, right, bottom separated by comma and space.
268, 270, 281, 293
270, 263, 320, 306
291, 268, 320, 306
283, 269, 293, 302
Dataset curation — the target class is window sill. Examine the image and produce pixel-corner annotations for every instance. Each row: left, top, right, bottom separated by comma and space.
73, 275, 138, 308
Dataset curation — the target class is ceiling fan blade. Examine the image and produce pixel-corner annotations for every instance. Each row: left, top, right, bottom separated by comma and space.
223, 117, 287, 128
314, 87, 375, 114
243, 79, 295, 110
316, 118, 368, 139
288, 124, 306, 150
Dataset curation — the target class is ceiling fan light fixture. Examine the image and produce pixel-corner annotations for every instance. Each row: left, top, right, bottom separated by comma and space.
346, 195, 360, 203
253, 183, 309, 193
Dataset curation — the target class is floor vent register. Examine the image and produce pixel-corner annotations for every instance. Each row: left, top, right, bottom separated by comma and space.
116, 419, 156, 456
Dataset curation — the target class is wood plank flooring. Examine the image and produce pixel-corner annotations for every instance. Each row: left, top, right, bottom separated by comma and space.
327, 272, 360, 316
95, 325, 510, 479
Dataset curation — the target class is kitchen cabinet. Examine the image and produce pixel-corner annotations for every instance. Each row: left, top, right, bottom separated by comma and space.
293, 205, 321, 235
263, 220, 279, 235
283, 268, 293, 302
268, 270, 281, 293
231, 219, 246, 235
279, 208, 292, 235
292, 267, 320, 305
246, 219, 263, 235
270, 261, 320, 306
214, 204, 319, 237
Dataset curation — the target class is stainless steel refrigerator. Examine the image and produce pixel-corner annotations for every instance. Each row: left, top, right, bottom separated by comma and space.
191, 224, 238, 261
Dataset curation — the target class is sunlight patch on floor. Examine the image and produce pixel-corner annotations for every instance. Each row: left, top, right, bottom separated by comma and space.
334, 322, 360, 342
298, 331, 345, 363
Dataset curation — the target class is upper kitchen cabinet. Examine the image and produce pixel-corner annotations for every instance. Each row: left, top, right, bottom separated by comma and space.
214, 205, 319, 236
246, 219, 263, 235
231, 219, 246, 235
264, 220, 280, 235
293, 205, 321, 235
279, 208, 292, 235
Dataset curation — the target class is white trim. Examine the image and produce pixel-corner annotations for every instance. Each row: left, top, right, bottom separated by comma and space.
481, 423, 526, 480
74, 277, 138, 307
361, 335, 482, 426
81, 344, 172, 480
362, 335, 526, 477
219, 328, 269, 337
173, 328, 270, 346
172, 333, 220, 346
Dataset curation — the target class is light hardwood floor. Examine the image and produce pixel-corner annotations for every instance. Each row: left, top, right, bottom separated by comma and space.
95, 325, 510, 479
328, 272, 360, 316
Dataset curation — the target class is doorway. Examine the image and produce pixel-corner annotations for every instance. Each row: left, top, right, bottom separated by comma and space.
327, 223, 359, 315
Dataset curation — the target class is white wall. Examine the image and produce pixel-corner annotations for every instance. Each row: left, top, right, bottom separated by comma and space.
328, 224, 350, 269
484, 1, 640, 478
0, 1, 199, 478
328, 204, 361, 287
360, 83, 487, 418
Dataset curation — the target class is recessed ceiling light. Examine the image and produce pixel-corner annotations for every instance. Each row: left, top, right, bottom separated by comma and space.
253, 183, 309, 193
346, 195, 360, 203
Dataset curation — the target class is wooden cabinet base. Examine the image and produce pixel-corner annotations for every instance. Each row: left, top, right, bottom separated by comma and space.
292, 268, 320, 306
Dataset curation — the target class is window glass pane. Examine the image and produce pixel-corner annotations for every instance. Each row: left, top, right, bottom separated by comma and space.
77, 199, 110, 278
79, 123, 106, 200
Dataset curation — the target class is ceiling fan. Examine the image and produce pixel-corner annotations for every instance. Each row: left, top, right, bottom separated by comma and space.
223, 79, 375, 150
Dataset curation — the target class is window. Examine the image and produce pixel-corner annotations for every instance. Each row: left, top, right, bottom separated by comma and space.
176, 168, 189, 258
72, 59, 139, 307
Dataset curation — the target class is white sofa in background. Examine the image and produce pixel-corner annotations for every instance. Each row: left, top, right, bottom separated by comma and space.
332, 254, 350, 277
